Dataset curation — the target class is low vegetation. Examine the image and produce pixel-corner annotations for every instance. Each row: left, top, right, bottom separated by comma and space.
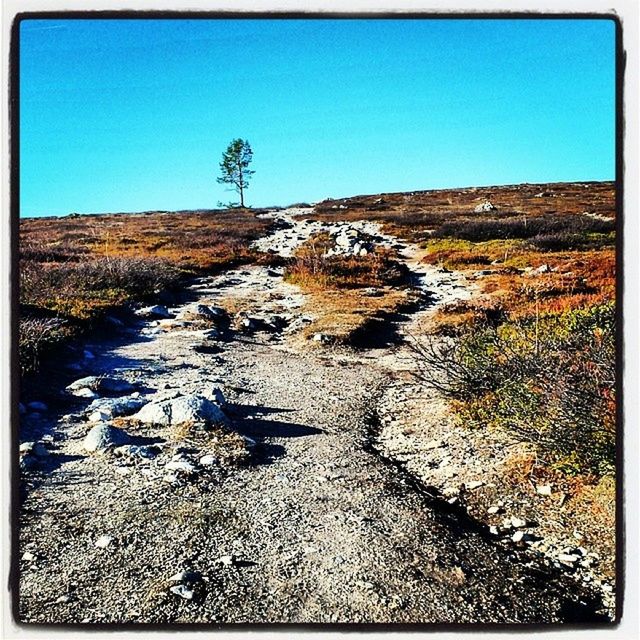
311, 181, 617, 488
19, 208, 273, 374
284, 233, 412, 343
411, 303, 615, 478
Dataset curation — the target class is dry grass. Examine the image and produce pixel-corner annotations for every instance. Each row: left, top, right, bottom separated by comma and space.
300, 288, 411, 344
19, 208, 274, 374
283, 234, 412, 344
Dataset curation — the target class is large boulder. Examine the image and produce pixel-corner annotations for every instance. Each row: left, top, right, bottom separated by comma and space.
132, 393, 227, 426
84, 424, 131, 453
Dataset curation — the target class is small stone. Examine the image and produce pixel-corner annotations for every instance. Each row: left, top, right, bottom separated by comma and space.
536, 484, 552, 496
19, 442, 34, 454
169, 584, 194, 600
166, 458, 197, 474
557, 553, 580, 564
487, 506, 501, 515
199, 454, 218, 467
447, 497, 458, 505
219, 555, 235, 567
22, 551, 35, 561
425, 439, 444, 450
135, 305, 172, 319
510, 517, 527, 528
512, 531, 525, 543
489, 526, 499, 536
573, 530, 584, 541
465, 480, 483, 490
55, 594, 75, 604
95, 535, 113, 549
89, 410, 111, 423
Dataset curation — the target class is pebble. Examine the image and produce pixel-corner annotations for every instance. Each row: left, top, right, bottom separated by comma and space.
512, 531, 525, 543
487, 506, 501, 515
536, 484, 552, 496
55, 594, 75, 604
219, 555, 235, 567
557, 553, 579, 564
169, 584, 194, 600
22, 551, 35, 562
510, 517, 527, 528
465, 480, 483, 490
95, 535, 114, 549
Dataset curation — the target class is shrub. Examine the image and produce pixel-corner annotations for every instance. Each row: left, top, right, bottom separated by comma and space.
410, 303, 616, 477
284, 234, 408, 290
431, 214, 614, 243
19, 317, 70, 375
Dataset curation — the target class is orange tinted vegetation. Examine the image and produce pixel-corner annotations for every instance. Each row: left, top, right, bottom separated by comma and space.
20, 208, 273, 272
308, 181, 616, 327
19, 208, 274, 373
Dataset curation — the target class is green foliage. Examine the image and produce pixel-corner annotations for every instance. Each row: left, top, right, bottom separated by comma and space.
217, 138, 254, 208
420, 303, 616, 477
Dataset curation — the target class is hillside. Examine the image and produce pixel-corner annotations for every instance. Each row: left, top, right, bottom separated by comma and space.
17, 181, 617, 623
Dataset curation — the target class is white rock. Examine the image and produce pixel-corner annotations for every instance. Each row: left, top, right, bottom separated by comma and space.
67, 375, 136, 395
55, 594, 75, 604
512, 531, 525, 543
199, 454, 218, 467
169, 584, 194, 600
536, 484, 552, 496
510, 517, 527, 528
74, 388, 99, 399
86, 395, 147, 419
219, 555, 235, 567
135, 305, 172, 319
465, 480, 484, 490
133, 394, 227, 426
89, 410, 111, 423
114, 444, 157, 460
425, 439, 444, 450
22, 551, 35, 561
95, 535, 113, 548
557, 553, 579, 564
487, 506, 501, 515
83, 424, 130, 453
165, 458, 197, 474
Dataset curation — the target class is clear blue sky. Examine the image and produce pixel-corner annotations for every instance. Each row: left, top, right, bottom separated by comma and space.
19, 18, 616, 217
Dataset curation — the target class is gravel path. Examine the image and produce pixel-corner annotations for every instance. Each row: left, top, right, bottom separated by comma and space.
17, 209, 607, 624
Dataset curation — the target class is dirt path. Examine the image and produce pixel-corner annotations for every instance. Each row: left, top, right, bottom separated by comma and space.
17, 209, 606, 624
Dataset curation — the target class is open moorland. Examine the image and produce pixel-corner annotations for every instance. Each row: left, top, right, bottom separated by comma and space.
17, 181, 617, 624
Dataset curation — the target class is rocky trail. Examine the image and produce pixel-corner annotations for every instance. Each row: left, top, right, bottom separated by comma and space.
16, 208, 609, 624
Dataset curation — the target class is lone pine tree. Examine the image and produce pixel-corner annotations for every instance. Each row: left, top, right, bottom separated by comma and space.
217, 138, 254, 208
